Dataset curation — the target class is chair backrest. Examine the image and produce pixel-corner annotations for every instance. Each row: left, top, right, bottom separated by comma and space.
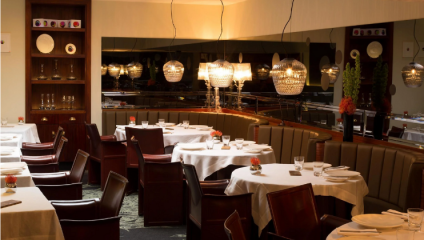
68, 149, 90, 183
53, 126, 64, 152
130, 128, 165, 154
224, 210, 246, 240
99, 171, 128, 218
267, 184, 320, 240
54, 136, 68, 161
181, 163, 204, 205
125, 127, 138, 167
131, 137, 146, 183
85, 122, 102, 158
388, 126, 405, 138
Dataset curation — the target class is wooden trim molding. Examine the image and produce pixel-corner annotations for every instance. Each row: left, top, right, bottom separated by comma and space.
422, 168, 424, 209
316, 142, 325, 162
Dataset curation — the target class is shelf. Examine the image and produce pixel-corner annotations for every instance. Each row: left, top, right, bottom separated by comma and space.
32, 27, 85, 32
30, 110, 86, 114
31, 53, 85, 58
31, 80, 85, 84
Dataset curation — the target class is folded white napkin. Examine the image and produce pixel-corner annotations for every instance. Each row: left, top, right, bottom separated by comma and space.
0, 168, 23, 175
325, 166, 350, 172
337, 228, 379, 236
381, 209, 408, 220
0, 162, 26, 169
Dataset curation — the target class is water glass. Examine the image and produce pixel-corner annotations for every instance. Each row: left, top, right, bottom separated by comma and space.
222, 135, 230, 146
408, 208, 424, 230
313, 161, 324, 177
320, 119, 327, 125
141, 121, 148, 129
158, 119, 165, 127
183, 120, 190, 129
396, 229, 415, 240
294, 156, 305, 171
235, 138, 244, 150
1, 117, 7, 126
206, 139, 214, 150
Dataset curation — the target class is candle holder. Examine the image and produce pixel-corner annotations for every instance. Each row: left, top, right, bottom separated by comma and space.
67, 64, 76, 80
52, 59, 61, 80
40, 94, 45, 110
67, 96, 71, 110
46, 94, 51, 110
62, 95, 66, 110
38, 63, 48, 80
51, 94, 56, 110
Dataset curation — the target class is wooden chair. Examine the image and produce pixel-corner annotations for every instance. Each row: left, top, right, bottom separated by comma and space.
21, 126, 64, 156
224, 210, 246, 240
182, 163, 252, 240
20, 136, 67, 173
388, 126, 405, 138
267, 184, 349, 240
31, 149, 89, 200
51, 171, 128, 240
85, 123, 126, 190
132, 136, 183, 226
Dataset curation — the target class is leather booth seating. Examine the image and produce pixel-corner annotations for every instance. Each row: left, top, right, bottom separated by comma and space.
102, 111, 269, 140
257, 126, 332, 163
323, 141, 424, 213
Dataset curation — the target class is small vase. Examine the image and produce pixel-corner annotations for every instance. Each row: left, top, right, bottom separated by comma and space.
5, 182, 17, 193
129, 120, 135, 127
373, 112, 385, 140
213, 136, 221, 143
343, 114, 354, 142
250, 164, 262, 175
18, 120, 24, 125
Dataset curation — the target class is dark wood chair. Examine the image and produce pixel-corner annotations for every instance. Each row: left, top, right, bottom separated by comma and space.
132, 136, 183, 226
388, 126, 405, 138
85, 123, 126, 190
31, 149, 89, 200
224, 210, 247, 240
51, 171, 128, 240
182, 163, 252, 240
21, 126, 64, 156
267, 184, 349, 240
20, 136, 67, 173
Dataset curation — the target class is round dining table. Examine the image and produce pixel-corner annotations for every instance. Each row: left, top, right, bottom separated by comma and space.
171, 142, 276, 181
224, 164, 369, 236
114, 125, 213, 146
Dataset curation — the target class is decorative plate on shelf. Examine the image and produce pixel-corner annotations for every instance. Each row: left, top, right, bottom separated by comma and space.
36, 34, 54, 54
367, 41, 383, 58
65, 43, 76, 55
350, 49, 360, 59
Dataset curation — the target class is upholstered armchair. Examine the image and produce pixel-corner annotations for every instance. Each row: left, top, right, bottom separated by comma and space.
31, 149, 89, 200
21, 126, 64, 156
50, 171, 128, 240
20, 136, 67, 173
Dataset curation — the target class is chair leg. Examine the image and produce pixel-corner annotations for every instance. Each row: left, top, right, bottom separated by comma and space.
138, 183, 144, 216
88, 159, 101, 186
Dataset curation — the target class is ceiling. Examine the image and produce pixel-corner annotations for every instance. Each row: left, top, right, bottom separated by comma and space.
93, 0, 246, 5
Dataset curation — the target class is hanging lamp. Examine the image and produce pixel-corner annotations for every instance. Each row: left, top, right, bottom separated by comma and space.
271, 0, 307, 95
107, 63, 120, 90
163, 0, 184, 82
256, 64, 271, 80
402, 20, 424, 88
232, 63, 252, 111
320, 29, 340, 84
101, 64, 107, 76
198, 62, 213, 108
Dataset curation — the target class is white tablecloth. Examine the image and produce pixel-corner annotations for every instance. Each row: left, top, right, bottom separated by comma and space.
1, 147, 22, 163
402, 129, 424, 143
0, 134, 23, 148
0, 162, 35, 188
1, 187, 65, 240
0, 124, 40, 143
224, 164, 369, 236
172, 143, 277, 181
114, 125, 213, 146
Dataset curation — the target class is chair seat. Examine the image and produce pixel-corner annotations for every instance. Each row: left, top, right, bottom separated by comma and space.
32, 171, 69, 185
22, 142, 54, 149
21, 155, 56, 164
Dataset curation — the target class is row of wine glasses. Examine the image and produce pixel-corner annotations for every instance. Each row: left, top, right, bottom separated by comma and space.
37, 60, 76, 80
39, 94, 75, 110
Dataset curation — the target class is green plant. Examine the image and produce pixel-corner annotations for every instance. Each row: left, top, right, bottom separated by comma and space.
150, 61, 157, 81
342, 55, 361, 104
372, 55, 388, 112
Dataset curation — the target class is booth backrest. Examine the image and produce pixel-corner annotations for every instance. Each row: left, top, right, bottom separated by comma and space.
257, 126, 332, 163
102, 111, 269, 141
323, 141, 424, 213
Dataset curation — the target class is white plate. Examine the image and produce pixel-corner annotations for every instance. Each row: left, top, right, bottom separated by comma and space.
338, 237, 381, 240
367, 41, 383, 58
0, 162, 26, 169
197, 127, 213, 131
1, 168, 23, 175
243, 149, 262, 153
352, 214, 404, 229
178, 144, 205, 150
246, 144, 272, 151
323, 176, 349, 182
188, 125, 208, 129
0, 150, 13, 156
36, 34, 54, 54
230, 140, 256, 146
325, 170, 361, 177
0, 136, 13, 141
65, 43, 76, 54
303, 162, 332, 170
155, 123, 176, 127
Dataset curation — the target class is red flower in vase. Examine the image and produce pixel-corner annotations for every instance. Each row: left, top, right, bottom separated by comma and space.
5, 174, 17, 184
250, 157, 261, 166
339, 97, 356, 115
210, 130, 222, 137
119, 102, 127, 106
129, 116, 136, 122
18, 117, 24, 121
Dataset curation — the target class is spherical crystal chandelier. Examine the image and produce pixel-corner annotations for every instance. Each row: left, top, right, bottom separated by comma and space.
120, 65, 127, 76
256, 64, 270, 80
101, 64, 108, 76
107, 63, 120, 79
208, 59, 234, 88
402, 62, 424, 88
127, 62, 143, 90
164, 60, 184, 82
321, 63, 340, 83
271, 58, 307, 95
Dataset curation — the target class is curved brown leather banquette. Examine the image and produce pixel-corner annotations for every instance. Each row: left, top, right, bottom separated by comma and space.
102, 111, 269, 140
323, 141, 424, 213
257, 126, 332, 163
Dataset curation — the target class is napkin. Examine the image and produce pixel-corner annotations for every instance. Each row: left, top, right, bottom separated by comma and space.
0, 162, 26, 169
381, 209, 408, 220
163, 132, 173, 134
337, 228, 379, 236
325, 166, 350, 172
0, 168, 23, 175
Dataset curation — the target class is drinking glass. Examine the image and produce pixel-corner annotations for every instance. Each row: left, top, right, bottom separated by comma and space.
397, 229, 415, 240
1, 117, 8, 126
408, 208, 424, 230
206, 139, 214, 150
294, 156, 305, 171
235, 138, 244, 150
142, 121, 148, 129
313, 161, 324, 177
222, 135, 230, 146
158, 119, 165, 127
320, 119, 327, 125
183, 120, 190, 129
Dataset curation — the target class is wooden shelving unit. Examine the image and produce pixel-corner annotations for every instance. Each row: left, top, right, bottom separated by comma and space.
26, 0, 91, 162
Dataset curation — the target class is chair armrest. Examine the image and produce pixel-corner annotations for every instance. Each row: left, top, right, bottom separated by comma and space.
320, 214, 350, 239
200, 180, 229, 195
22, 142, 53, 150
51, 198, 99, 220
37, 183, 83, 201
164, 144, 176, 154
60, 216, 121, 240
21, 155, 56, 164
101, 141, 126, 156
100, 135, 117, 141
144, 154, 172, 163
268, 232, 294, 240
26, 163, 58, 173
202, 193, 252, 219
20, 148, 55, 156
32, 172, 68, 185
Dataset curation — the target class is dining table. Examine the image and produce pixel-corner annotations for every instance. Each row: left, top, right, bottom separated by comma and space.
171, 142, 276, 181
0, 123, 40, 143
0, 134, 23, 148
0, 147, 22, 163
224, 164, 369, 236
1, 187, 65, 240
0, 162, 35, 188
402, 128, 424, 143
114, 125, 213, 146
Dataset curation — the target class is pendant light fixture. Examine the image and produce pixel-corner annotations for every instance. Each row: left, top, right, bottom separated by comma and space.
198, 62, 213, 108
163, 0, 184, 82
271, 0, 307, 95
321, 29, 340, 84
402, 20, 423, 88
107, 63, 120, 90
232, 63, 252, 111
127, 39, 143, 90
101, 64, 107, 76
208, 0, 234, 112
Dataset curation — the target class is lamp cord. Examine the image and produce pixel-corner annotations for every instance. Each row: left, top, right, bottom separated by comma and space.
413, 19, 420, 62
131, 38, 138, 53
168, 0, 177, 60
216, 0, 224, 58
329, 28, 333, 46
280, 0, 295, 58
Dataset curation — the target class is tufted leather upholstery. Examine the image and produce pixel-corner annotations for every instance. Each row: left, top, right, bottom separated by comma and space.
257, 126, 332, 163
323, 141, 424, 213
102, 111, 269, 140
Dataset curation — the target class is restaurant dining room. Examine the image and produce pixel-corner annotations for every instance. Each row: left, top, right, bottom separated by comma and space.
2, 0, 424, 239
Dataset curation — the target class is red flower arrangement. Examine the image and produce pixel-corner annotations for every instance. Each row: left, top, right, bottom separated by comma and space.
210, 130, 222, 138
336, 118, 343, 123
129, 116, 136, 122
18, 117, 24, 121
250, 157, 261, 166
5, 174, 17, 184
120, 102, 127, 106
339, 97, 356, 115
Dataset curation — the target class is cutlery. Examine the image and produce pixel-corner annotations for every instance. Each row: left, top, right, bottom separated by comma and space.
339, 230, 380, 233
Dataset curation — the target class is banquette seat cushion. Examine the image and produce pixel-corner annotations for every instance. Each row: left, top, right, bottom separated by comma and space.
257, 125, 332, 163
323, 141, 424, 213
102, 111, 269, 141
